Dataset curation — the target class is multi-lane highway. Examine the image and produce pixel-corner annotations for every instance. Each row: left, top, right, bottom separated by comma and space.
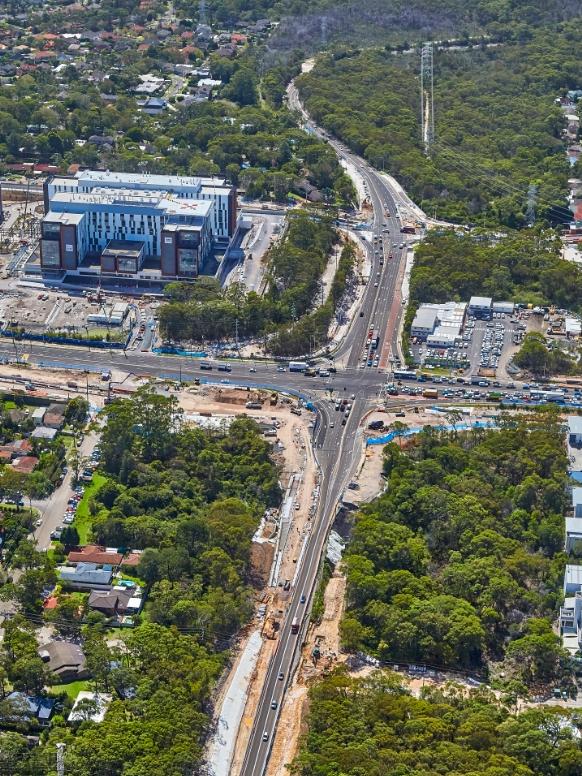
238, 83, 418, 776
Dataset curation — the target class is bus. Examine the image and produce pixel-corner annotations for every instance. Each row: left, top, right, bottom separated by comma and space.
393, 369, 417, 381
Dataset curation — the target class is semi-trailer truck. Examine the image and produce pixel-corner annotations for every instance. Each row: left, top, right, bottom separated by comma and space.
289, 361, 309, 373
291, 617, 299, 634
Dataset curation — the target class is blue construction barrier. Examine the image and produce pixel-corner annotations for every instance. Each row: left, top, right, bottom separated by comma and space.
153, 346, 207, 357
368, 420, 496, 446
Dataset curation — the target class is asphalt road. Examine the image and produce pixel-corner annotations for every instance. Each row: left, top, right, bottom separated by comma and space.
238, 85, 419, 776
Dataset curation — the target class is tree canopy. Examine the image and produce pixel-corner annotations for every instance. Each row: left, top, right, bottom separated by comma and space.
343, 411, 570, 684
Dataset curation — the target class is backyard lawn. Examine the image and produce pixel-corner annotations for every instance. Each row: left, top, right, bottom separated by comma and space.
49, 679, 90, 701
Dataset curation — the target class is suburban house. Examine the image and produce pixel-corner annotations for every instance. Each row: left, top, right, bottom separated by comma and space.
38, 641, 88, 681
31, 426, 58, 440
564, 564, 582, 595
569, 416, 582, 448
67, 545, 123, 566
43, 403, 66, 429
31, 406, 46, 426
565, 517, 582, 553
4, 692, 55, 725
88, 587, 142, 618
59, 562, 113, 591
68, 691, 111, 723
12, 455, 39, 474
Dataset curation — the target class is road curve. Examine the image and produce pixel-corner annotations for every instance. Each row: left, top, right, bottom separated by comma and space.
238, 80, 415, 776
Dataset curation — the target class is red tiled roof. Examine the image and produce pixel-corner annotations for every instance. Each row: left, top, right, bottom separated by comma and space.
9, 439, 33, 454
121, 552, 141, 567
12, 456, 39, 474
67, 545, 123, 566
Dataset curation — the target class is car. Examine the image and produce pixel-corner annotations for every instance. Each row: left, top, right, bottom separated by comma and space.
262, 731, 269, 742
278, 671, 284, 681
249, 367, 257, 373
271, 699, 278, 710
63, 516, 74, 525
277, 366, 286, 372
35, 518, 42, 527
50, 529, 62, 541
374, 282, 378, 287
300, 594, 306, 603
359, 311, 364, 317
341, 417, 347, 425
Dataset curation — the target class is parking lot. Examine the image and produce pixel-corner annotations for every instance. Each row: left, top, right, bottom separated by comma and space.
412, 312, 526, 378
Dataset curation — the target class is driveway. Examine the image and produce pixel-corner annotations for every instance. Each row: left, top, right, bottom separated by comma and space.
33, 431, 99, 550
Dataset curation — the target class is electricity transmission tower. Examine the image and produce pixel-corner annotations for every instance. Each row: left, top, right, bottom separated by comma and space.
420, 43, 435, 155
199, 0, 207, 25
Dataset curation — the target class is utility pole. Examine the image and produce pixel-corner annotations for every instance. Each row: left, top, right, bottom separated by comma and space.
57, 742, 65, 776
420, 43, 435, 156
526, 183, 538, 226
320, 16, 328, 48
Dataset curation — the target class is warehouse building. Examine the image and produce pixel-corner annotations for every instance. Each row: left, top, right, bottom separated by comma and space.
468, 296, 493, 319
411, 301, 466, 348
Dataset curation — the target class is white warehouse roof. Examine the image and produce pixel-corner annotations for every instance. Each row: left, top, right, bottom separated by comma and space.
411, 308, 438, 332
469, 296, 492, 308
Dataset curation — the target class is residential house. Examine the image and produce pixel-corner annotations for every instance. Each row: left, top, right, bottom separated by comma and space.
217, 44, 237, 58
59, 562, 113, 591
294, 178, 323, 203
38, 640, 88, 681
68, 691, 111, 723
43, 403, 66, 429
88, 587, 134, 617
569, 416, 582, 448
87, 134, 115, 150
67, 545, 123, 566
12, 455, 39, 474
564, 564, 582, 594
565, 517, 582, 553
138, 96, 168, 115
31, 426, 58, 441
6, 439, 33, 456
4, 692, 55, 725
31, 406, 46, 426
